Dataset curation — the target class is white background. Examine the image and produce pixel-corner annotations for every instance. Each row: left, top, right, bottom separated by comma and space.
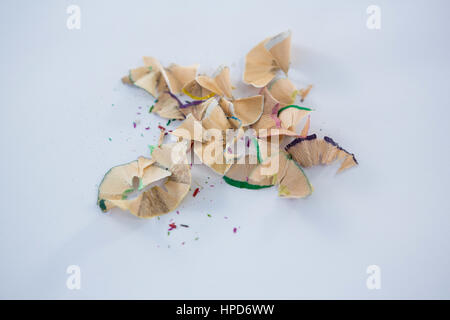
0, 0, 449, 299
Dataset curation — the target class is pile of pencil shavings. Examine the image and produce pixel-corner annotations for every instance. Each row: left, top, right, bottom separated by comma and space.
97, 30, 358, 219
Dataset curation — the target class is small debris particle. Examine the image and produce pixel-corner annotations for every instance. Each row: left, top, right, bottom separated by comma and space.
176, 210, 180, 215
181, 242, 185, 245
193, 188, 200, 197
180, 224, 189, 228
108, 137, 112, 141
168, 223, 177, 231
194, 237, 199, 241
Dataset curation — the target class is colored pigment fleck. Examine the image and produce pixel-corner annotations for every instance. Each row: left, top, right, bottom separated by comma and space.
223, 176, 273, 190
166, 119, 171, 126
121, 188, 134, 200
194, 237, 199, 241
277, 105, 312, 116
158, 125, 166, 131
168, 223, 177, 231
145, 127, 150, 130
207, 214, 211, 218
149, 105, 154, 113
108, 137, 112, 141
166, 91, 204, 109
233, 227, 237, 233
193, 188, 200, 197
99, 199, 107, 211
133, 122, 136, 128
